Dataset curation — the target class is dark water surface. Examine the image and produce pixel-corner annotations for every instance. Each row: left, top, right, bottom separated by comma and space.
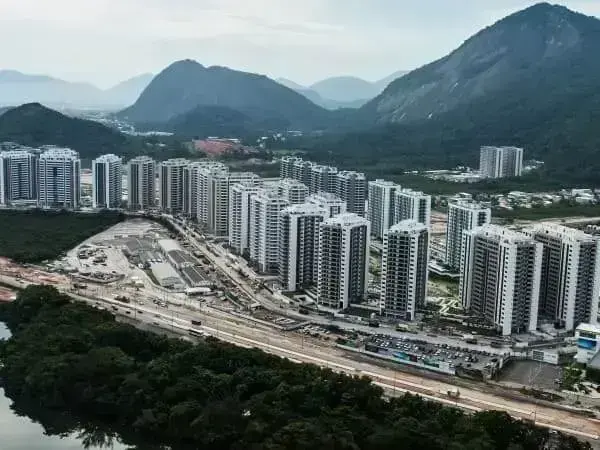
0, 322, 127, 450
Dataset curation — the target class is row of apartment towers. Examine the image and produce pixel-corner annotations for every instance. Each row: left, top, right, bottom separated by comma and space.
3, 149, 598, 333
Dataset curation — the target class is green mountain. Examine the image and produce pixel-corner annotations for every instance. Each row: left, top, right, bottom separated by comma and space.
364, 3, 600, 124
120, 60, 331, 129
0, 103, 129, 158
314, 3, 600, 184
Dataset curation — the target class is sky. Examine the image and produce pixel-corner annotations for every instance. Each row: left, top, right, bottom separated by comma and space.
1, 0, 600, 88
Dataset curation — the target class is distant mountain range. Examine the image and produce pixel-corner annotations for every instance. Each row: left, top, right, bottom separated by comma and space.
0, 71, 154, 110
277, 71, 408, 109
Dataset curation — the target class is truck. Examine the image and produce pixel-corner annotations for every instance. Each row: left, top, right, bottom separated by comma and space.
446, 388, 460, 399
191, 319, 202, 326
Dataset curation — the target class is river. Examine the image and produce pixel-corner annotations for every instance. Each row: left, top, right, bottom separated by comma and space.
0, 322, 127, 450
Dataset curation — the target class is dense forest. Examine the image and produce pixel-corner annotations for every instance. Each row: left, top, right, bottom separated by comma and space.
0, 210, 124, 263
0, 286, 590, 450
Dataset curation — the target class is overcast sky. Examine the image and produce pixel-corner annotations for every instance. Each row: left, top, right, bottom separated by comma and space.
1, 0, 599, 88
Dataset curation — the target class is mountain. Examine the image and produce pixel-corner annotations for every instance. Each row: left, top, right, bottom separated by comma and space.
104, 73, 154, 107
373, 70, 409, 92
0, 103, 129, 158
120, 60, 331, 129
310, 76, 377, 103
365, 2, 600, 124
320, 3, 600, 184
277, 71, 408, 109
0, 70, 153, 109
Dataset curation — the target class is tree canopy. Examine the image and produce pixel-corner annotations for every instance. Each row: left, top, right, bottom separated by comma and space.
0, 286, 590, 450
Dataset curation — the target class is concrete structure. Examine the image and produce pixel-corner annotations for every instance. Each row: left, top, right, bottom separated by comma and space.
317, 213, 370, 310
335, 170, 367, 216
150, 262, 185, 289
394, 189, 431, 228
276, 178, 309, 205
445, 201, 491, 271
249, 189, 289, 273
280, 156, 305, 179
278, 203, 327, 292
127, 156, 155, 210
479, 146, 524, 179
309, 164, 337, 194
575, 323, 600, 364
307, 192, 346, 218
380, 221, 429, 320
207, 172, 259, 237
527, 223, 600, 331
367, 179, 399, 240
92, 154, 122, 209
0, 150, 38, 205
158, 158, 189, 213
37, 147, 81, 209
229, 182, 262, 255
460, 225, 542, 336
196, 162, 228, 226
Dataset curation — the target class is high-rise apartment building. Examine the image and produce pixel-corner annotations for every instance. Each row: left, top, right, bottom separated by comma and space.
380, 221, 429, 320
527, 224, 600, 330
278, 203, 327, 292
317, 213, 370, 310
479, 146, 524, 179
445, 201, 491, 271
460, 225, 542, 336
37, 147, 81, 209
229, 182, 262, 255
92, 154, 122, 209
249, 189, 289, 273
158, 158, 189, 213
367, 179, 399, 240
306, 192, 347, 219
0, 150, 38, 205
182, 162, 204, 217
277, 178, 309, 204
335, 171, 367, 216
394, 189, 431, 228
127, 156, 155, 210
309, 164, 337, 194
197, 163, 228, 225
280, 156, 305, 179
207, 172, 259, 238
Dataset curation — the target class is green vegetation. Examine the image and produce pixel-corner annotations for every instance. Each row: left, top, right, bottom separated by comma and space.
495, 204, 600, 221
0, 285, 589, 450
0, 209, 124, 263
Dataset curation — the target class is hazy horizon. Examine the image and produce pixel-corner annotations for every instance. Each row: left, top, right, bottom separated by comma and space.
1, 0, 599, 88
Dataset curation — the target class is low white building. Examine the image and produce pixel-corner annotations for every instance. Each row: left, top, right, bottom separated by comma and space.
151, 262, 185, 289
574, 323, 600, 364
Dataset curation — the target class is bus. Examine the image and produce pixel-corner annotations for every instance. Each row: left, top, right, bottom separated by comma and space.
188, 329, 204, 337
191, 319, 202, 326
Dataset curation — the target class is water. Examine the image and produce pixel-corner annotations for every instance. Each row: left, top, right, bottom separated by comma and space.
0, 322, 127, 450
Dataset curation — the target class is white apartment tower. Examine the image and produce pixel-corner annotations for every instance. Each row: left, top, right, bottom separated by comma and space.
460, 225, 542, 336
229, 182, 262, 255
277, 178, 309, 204
309, 165, 337, 194
380, 221, 429, 320
182, 162, 204, 217
0, 150, 38, 205
445, 201, 491, 271
280, 156, 305, 179
335, 171, 367, 216
197, 163, 228, 225
92, 154, 122, 209
278, 203, 327, 292
479, 146, 524, 179
158, 158, 189, 213
527, 224, 600, 330
394, 189, 431, 228
249, 189, 289, 273
306, 192, 347, 219
317, 213, 370, 310
37, 147, 81, 209
127, 156, 155, 210
367, 179, 399, 240
208, 172, 259, 237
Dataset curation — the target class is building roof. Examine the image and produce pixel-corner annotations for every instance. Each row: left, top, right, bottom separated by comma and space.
576, 323, 600, 334
151, 262, 181, 282
158, 239, 181, 253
